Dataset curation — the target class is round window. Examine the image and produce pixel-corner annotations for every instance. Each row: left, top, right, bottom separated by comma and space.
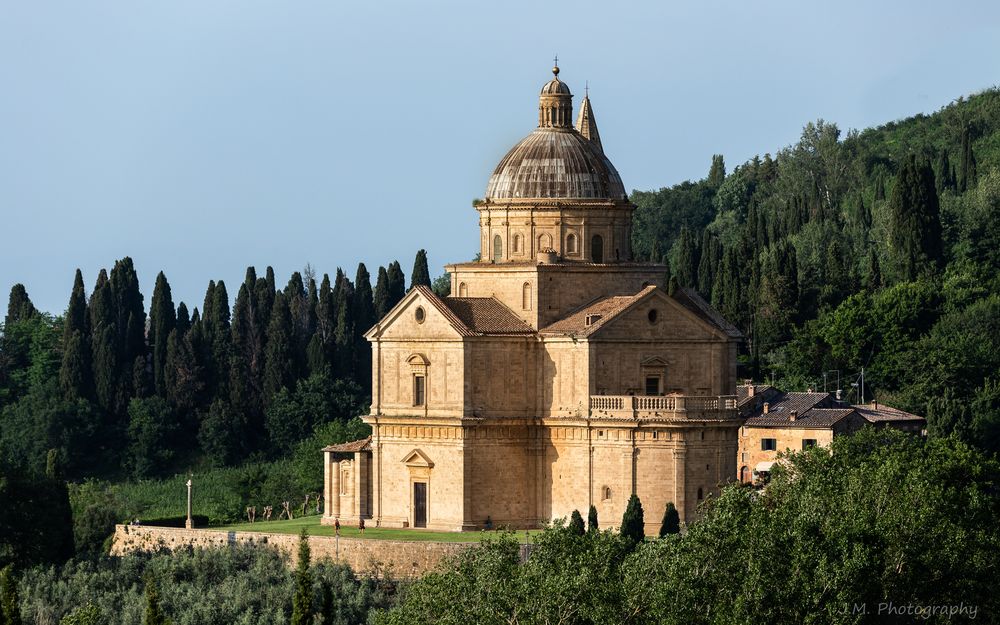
647, 309, 659, 324
415, 307, 425, 323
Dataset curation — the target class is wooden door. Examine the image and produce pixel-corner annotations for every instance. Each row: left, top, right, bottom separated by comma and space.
413, 482, 427, 528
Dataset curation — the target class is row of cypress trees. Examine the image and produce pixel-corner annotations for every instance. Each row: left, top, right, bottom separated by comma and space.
7, 249, 435, 475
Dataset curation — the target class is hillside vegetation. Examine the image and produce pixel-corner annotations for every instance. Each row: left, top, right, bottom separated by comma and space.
632, 87, 1000, 454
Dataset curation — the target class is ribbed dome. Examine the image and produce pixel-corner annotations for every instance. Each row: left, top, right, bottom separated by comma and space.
484, 128, 626, 200
540, 78, 571, 95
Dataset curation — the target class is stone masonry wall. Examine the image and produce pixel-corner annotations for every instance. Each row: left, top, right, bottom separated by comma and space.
110, 525, 478, 578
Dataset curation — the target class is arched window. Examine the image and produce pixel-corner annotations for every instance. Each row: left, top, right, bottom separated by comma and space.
591, 234, 604, 263
513, 234, 522, 254
458, 282, 468, 297
538, 233, 552, 250
493, 234, 503, 263
602, 486, 612, 501
522, 282, 531, 310
566, 233, 578, 254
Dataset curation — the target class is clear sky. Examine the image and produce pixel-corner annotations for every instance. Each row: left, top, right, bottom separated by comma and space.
2, 1, 998, 314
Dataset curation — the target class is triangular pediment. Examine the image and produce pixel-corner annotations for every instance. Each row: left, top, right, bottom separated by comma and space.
365, 286, 467, 341
400, 448, 434, 468
641, 356, 669, 367
589, 288, 729, 341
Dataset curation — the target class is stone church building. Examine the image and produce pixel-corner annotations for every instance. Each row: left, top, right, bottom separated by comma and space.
322, 66, 743, 534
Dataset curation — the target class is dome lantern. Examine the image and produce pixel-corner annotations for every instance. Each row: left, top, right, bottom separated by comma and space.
538, 63, 573, 128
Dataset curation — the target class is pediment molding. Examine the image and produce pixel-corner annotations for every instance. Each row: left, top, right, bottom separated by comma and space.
400, 448, 434, 468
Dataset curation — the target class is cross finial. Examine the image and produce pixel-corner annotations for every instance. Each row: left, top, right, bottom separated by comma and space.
552, 54, 559, 76
585, 80, 589, 97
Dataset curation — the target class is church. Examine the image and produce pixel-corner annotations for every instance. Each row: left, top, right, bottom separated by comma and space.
322, 65, 743, 534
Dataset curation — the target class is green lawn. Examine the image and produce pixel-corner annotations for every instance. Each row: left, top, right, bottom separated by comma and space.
213, 514, 539, 543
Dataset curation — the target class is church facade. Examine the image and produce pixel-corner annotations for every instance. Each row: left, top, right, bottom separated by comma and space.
322, 66, 743, 535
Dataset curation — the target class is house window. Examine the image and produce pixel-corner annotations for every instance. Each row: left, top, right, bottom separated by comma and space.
802, 439, 817, 449
647, 309, 659, 324
761, 438, 777, 451
645, 376, 660, 396
513, 234, 522, 253
415, 306, 425, 323
697, 487, 704, 500
522, 282, 531, 310
602, 486, 612, 501
340, 468, 349, 495
413, 375, 425, 407
493, 235, 503, 263
591, 234, 604, 263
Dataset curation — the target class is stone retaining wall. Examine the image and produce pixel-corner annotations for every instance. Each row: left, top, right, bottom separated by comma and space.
110, 525, 480, 578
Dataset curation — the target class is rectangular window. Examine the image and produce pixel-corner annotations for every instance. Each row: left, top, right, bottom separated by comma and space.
645, 376, 660, 396
802, 439, 817, 449
761, 438, 777, 451
413, 375, 425, 407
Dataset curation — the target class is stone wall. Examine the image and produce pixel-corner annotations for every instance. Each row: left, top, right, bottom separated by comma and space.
110, 525, 481, 578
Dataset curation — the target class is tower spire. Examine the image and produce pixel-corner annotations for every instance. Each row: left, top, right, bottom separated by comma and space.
575, 87, 603, 153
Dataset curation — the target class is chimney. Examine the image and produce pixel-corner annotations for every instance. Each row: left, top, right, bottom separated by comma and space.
872, 399, 879, 410
789, 410, 798, 422
835, 389, 842, 401
748, 385, 756, 398
763, 402, 770, 414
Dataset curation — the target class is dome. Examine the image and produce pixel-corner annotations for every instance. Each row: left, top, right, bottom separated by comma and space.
484, 128, 627, 200
540, 77, 571, 95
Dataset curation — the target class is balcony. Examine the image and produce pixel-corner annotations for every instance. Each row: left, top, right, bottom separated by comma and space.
589, 394, 739, 421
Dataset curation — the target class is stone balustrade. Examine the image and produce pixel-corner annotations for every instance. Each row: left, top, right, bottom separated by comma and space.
589, 394, 739, 420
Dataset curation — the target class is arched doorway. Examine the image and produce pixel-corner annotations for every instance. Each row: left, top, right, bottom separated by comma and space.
591, 234, 604, 263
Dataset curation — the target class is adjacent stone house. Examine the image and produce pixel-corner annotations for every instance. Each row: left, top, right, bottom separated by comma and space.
736, 384, 926, 484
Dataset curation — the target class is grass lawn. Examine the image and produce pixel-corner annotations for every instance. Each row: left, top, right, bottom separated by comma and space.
213, 514, 540, 543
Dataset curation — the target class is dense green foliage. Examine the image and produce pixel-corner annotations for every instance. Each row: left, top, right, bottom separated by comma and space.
632, 88, 1000, 455
658, 501, 680, 537
376, 430, 1000, 624
13, 545, 392, 625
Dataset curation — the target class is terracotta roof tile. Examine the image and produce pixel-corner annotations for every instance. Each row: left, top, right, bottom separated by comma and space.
439, 297, 536, 336
539, 287, 654, 336
854, 404, 926, 424
322, 436, 372, 453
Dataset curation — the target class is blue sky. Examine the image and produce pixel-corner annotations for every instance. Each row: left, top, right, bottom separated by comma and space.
2, 1, 998, 314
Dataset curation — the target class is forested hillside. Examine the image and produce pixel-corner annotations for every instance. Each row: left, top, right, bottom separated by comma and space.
632, 87, 1000, 455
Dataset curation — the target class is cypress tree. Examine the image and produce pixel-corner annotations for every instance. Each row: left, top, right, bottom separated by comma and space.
935, 148, 955, 194
697, 231, 719, 299
587, 504, 598, 533
334, 276, 356, 380
673, 226, 697, 288
373, 266, 391, 319
874, 174, 886, 202
865, 248, 883, 291
0, 565, 22, 625
255, 270, 276, 346
353, 264, 376, 390
707, 154, 726, 189
175, 302, 190, 337
410, 249, 431, 289
89, 271, 117, 414
569, 509, 585, 536
45, 449, 76, 560
164, 328, 201, 414
284, 272, 310, 377
143, 573, 170, 625
658, 501, 680, 537
263, 292, 295, 403
291, 529, 313, 625
109, 257, 147, 399
959, 126, 978, 192
206, 280, 231, 403
230, 271, 264, 419
386, 261, 406, 310
620, 493, 645, 549
887, 155, 943, 281
60, 269, 92, 400
4, 283, 36, 327
149, 272, 176, 396
648, 239, 661, 264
